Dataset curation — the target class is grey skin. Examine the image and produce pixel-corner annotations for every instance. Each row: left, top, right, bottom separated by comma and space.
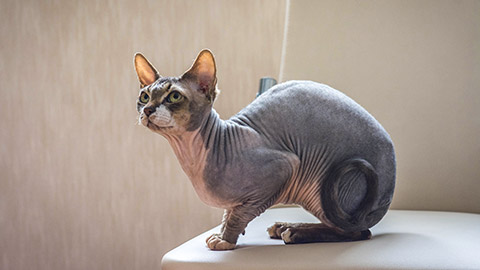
134, 49, 396, 250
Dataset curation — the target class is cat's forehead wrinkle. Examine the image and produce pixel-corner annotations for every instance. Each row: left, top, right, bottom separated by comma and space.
150, 77, 189, 100
150, 78, 174, 99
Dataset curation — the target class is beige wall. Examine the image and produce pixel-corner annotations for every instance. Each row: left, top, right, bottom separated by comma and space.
0, 0, 286, 269
282, 0, 480, 213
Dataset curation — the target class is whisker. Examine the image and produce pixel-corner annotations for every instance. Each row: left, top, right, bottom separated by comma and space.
134, 117, 141, 125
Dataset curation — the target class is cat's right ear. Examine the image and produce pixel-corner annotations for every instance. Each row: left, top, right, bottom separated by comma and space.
134, 53, 160, 88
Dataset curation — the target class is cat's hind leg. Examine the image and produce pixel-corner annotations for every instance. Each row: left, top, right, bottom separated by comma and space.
267, 222, 371, 244
267, 222, 314, 239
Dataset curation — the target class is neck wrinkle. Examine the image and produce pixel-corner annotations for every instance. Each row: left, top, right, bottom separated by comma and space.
198, 109, 227, 149
163, 129, 206, 178
162, 109, 225, 178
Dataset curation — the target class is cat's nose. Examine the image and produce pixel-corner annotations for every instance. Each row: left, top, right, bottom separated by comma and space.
143, 106, 156, 116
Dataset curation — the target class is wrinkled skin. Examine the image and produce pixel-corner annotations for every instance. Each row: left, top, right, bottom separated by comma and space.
134, 50, 396, 250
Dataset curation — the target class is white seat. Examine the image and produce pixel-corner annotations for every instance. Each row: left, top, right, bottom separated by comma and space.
162, 207, 480, 270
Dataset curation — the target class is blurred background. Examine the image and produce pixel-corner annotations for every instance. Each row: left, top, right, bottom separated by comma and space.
1, 0, 479, 269
0, 0, 285, 269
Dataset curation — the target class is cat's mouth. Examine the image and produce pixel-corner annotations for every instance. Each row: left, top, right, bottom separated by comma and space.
139, 114, 174, 132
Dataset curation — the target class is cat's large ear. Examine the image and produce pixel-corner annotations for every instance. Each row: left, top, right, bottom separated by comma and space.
134, 53, 160, 88
182, 49, 217, 101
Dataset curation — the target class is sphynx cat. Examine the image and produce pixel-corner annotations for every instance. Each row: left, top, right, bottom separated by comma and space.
134, 49, 395, 250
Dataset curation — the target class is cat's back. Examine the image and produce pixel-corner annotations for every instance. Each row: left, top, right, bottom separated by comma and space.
234, 81, 342, 125
236, 80, 365, 125
230, 80, 394, 162
232, 80, 386, 137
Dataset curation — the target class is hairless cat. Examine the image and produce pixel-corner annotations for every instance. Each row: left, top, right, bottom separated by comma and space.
134, 49, 395, 250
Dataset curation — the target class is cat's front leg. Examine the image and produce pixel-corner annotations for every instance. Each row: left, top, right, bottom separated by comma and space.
205, 209, 234, 250
206, 204, 261, 250
205, 233, 236, 250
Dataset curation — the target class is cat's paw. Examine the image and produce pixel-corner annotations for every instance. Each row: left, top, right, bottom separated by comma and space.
267, 222, 290, 239
206, 234, 236, 250
280, 227, 309, 244
280, 228, 295, 244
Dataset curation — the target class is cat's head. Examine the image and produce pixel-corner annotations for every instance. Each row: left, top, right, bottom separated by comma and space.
134, 49, 218, 135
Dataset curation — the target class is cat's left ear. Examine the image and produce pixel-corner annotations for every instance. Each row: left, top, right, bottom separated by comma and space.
182, 49, 217, 102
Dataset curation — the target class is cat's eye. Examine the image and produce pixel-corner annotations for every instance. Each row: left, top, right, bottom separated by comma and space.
139, 92, 150, 104
166, 91, 183, 103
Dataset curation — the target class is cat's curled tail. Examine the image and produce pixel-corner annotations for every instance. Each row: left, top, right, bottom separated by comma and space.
320, 158, 383, 233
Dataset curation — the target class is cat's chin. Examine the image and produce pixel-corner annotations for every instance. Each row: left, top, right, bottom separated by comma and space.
146, 121, 173, 132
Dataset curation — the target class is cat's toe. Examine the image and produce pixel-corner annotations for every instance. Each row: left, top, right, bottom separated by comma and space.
267, 224, 279, 239
206, 234, 236, 250
267, 222, 289, 239
281, 228, 295, 244
205, 233, 221, 244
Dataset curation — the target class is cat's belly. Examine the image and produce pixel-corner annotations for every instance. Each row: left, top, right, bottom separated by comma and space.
274, 178, 324, 214
273, 145, 334, 225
